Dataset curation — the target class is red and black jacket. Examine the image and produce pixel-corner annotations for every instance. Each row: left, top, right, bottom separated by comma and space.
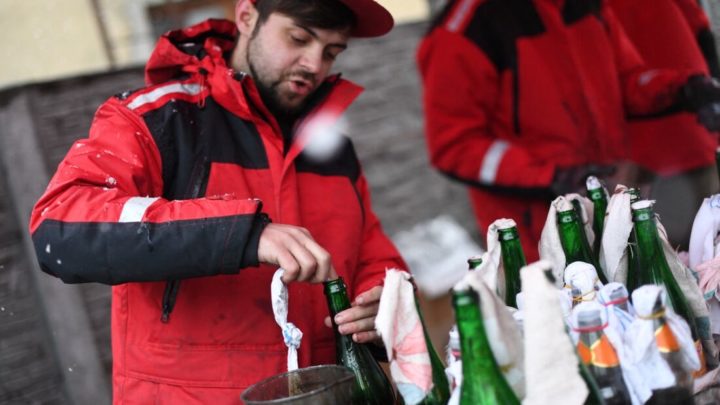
610, 0, 719, 175
417, 0, 697, 260
29, 19, 405, 403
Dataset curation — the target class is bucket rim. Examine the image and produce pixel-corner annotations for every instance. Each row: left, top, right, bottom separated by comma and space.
240, 364, 355, 403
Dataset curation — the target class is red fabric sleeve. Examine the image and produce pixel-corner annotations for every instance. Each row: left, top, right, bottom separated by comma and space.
604, 6, 699, 115
417, 28, 555, 190
29, 98, 266, 284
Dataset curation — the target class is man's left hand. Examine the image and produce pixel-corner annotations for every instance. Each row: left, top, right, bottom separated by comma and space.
324, 285, 383, 344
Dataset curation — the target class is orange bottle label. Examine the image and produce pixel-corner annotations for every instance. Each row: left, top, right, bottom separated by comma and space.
577, 341, 592, 365
654, 324, 680, 353
578, 336, 620, 368
590, 335, 620, 368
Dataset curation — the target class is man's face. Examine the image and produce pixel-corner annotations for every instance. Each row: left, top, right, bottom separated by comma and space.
245, 13, 350, 116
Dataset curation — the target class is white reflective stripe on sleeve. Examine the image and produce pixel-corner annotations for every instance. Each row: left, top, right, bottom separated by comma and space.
446, 0, 477, 32
479, 140, 510, 184
127, 83, 203, 110
119, 197, 160, 223
637, 70, 659, 86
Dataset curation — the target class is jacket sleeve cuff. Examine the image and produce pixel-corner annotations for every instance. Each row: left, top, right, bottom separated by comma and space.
222, 213, 271, 273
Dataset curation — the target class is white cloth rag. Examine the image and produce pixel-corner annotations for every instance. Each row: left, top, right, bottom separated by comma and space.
375, 269, 433, 405
563, 261, 603, 304
462, 269, 526, 398
597, 282, 635, 333
539, 195, 595, 288
599, 185, 633, 283
656, 217, 718, 369
625, 285, 700, 391
689, 195, 720, 336
689, 194, 720, 270
270, 269, 303, 371
521, 260, 588, 405
474, 218, 517, 298
445, 326, 462, 405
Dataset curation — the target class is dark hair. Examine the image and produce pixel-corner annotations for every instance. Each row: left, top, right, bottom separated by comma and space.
254, 0, 356, 33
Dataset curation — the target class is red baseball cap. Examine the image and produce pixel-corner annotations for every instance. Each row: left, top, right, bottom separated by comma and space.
248, 0, 394, 38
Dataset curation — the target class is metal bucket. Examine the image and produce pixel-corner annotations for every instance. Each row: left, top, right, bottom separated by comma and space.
241, 365, 355, 404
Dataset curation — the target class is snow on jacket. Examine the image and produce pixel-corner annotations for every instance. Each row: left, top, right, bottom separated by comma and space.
417, 0, 696, 260
610, 0, 718, 175
29, 19, 406, 404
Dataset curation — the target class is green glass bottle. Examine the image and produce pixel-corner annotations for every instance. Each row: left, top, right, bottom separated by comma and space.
467, 256, 483, 271
556, 205, 608, 284
324, 278, 396, 405
498, 223, 526, 308
586, 176, 608, 260
452, 287, 520, 405
415, 292, 451, 405
630, 201, 699, 343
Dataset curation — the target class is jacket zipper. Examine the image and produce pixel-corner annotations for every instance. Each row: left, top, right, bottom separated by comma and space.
161, 154, 209, 323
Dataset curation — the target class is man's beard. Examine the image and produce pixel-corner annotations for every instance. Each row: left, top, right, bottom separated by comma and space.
247, 40, 315, 120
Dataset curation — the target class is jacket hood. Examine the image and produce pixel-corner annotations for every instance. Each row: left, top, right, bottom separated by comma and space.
145, 19, 238, 86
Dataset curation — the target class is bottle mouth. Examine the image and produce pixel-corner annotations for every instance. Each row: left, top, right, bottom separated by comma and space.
585, 175, 602, 190
323, 277, 346, 294
631, 200, 653, 210
496, 218, 517, 230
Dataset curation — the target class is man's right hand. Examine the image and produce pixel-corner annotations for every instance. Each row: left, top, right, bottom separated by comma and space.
258, 223, 336, 284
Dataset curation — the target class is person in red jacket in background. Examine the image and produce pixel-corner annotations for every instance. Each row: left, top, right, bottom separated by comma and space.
609, 0, 720, 250
418, 0, 720, 261
29, 0, 405, 403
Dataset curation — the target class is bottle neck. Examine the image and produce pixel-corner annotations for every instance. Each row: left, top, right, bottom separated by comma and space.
632, 210, 666, 286
453, 290, 505, 380
588, 188, 607, 243
632, 209, 699, 340
499, 228, 526, 307
587, 188, 607, 205
324, 278, 352, 340
557, 210, 594, 265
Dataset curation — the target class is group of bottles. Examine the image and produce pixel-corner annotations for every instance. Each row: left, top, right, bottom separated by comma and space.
320, 176, 706, 404
448, 177, 705, 405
